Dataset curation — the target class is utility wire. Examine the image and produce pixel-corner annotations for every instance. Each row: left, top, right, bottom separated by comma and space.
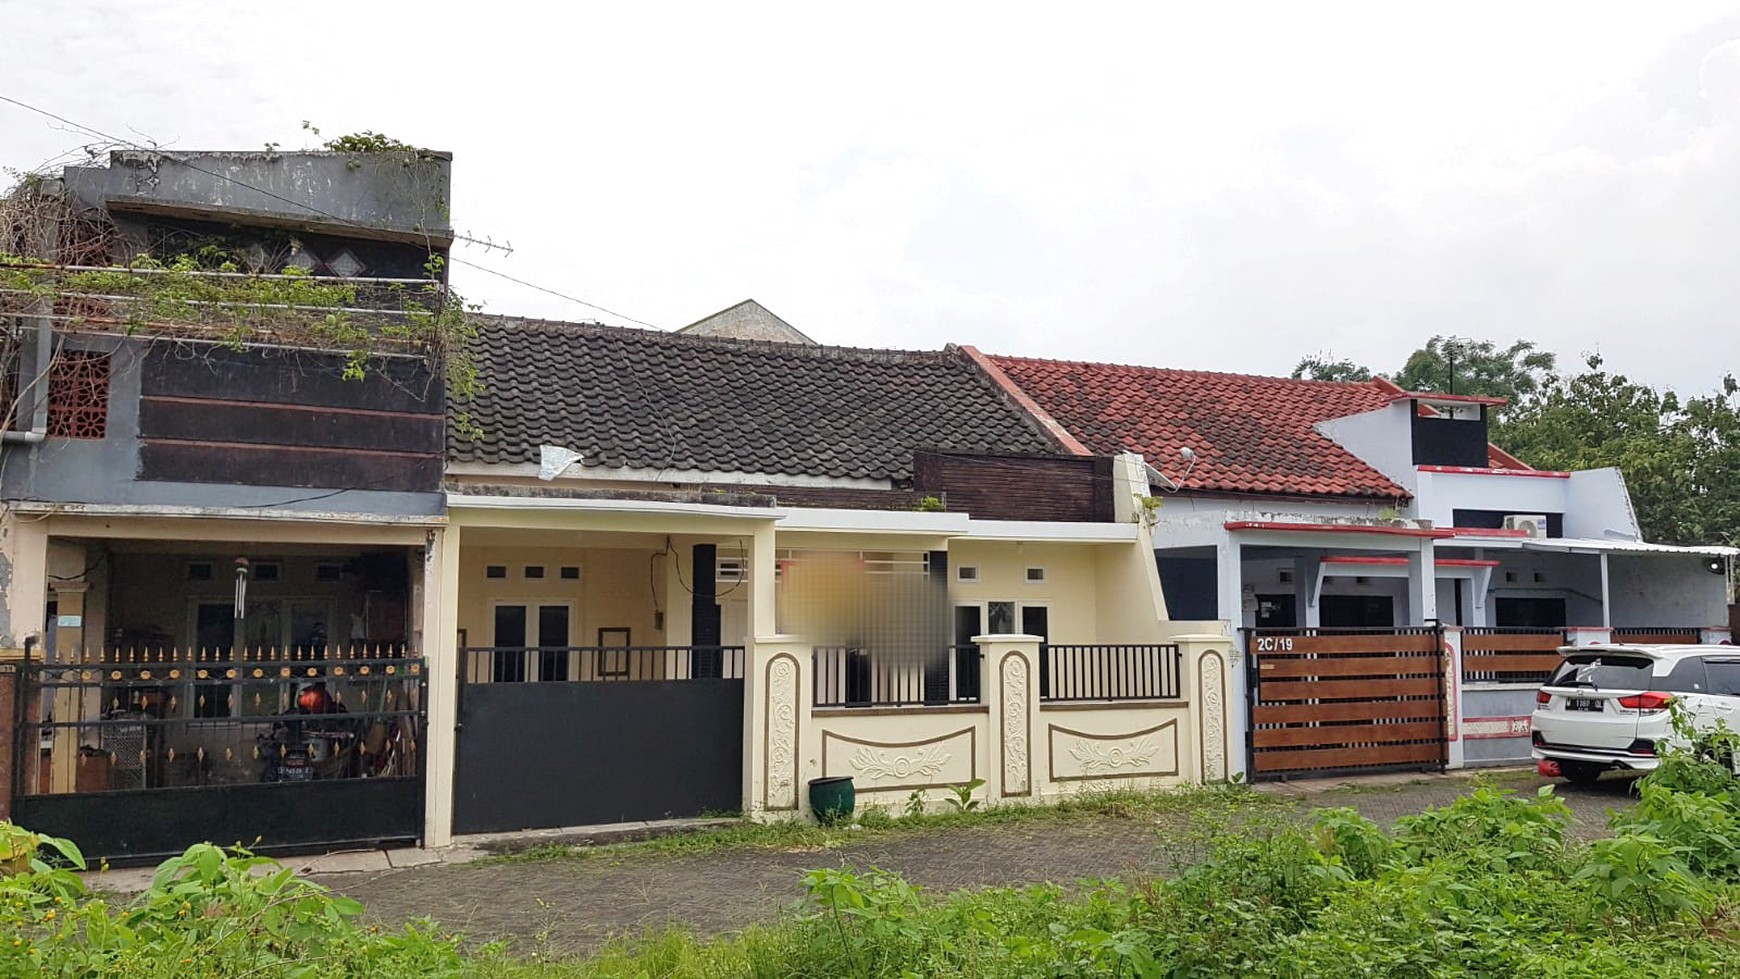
0, 93, 663, 329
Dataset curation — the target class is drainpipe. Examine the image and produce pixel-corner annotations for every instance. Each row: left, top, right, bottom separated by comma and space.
1, 311, 51, 445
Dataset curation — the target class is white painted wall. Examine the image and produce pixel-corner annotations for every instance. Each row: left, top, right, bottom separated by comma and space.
1313, 403, 1419, 497
1411, 470, 1571, 528
1564, 468, 1642, 540
1608, 554, 1729, 627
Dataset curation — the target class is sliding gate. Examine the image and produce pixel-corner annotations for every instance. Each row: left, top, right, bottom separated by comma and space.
1244, 626, 1448, 780
452, 646, 745, 835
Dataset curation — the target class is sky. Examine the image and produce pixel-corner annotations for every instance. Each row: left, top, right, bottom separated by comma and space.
4, 2, 1740, 393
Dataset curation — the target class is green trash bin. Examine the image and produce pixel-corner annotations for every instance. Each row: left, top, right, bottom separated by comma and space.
808, 775, 856, 825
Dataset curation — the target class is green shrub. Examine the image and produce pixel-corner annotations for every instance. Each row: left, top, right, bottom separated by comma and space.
0, 823, 470, 978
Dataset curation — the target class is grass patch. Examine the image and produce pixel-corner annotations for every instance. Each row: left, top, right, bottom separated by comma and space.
481, 784, 1286, 866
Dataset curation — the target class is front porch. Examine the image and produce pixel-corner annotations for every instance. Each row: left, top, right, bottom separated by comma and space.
5, 514, 436, 861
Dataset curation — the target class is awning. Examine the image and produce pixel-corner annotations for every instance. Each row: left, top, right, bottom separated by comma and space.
1524, 537, 1739, 558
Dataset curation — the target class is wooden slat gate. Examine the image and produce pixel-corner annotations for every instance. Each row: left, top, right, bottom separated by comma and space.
1245, 627, 1448, 780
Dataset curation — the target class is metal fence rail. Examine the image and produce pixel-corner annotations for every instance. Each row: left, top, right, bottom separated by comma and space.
1612, 627, 1703, 645
1039, 644, 1183, 702
16, 653, 425, 797
461, 646, 746, 683
812, 645, 982, 708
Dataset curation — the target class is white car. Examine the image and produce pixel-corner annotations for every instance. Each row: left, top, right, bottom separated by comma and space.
1531, 644, 1740, 784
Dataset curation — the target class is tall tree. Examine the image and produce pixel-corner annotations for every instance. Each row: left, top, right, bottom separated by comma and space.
1391, 336, 1557, 402
1290, 353, 1374, 383
1496, 354, 1714, 544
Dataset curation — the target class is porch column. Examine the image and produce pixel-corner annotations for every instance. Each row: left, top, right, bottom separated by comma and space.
1599, 553, 1612, 628
1215, 537, 1248, 781
1408, 539, 1438, 624
747, 523, 777, 642
2, 513, 49, 650
978, 633, 1042, 802
424, 525, 460, 847
744, 635, 809, 821
1296, 554, 1322, 628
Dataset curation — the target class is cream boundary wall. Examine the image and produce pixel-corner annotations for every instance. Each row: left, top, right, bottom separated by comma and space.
747, 632, 1236, 821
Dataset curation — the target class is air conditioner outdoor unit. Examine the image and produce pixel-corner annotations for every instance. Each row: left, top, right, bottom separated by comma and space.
1503, 514, 1548, 538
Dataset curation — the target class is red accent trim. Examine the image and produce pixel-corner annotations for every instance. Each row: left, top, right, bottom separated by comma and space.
956, 345, 1094, 457
1390, 391, 1508, 407
1446, 527, 1532, 538
1224, 521, 1454, 539
1319, 555, 1500, 567
1462, 716, 1533, 740
1418, 464, 1571, 479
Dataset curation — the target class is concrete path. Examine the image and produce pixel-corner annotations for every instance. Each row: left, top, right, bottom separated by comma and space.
311, 769, 1639, 956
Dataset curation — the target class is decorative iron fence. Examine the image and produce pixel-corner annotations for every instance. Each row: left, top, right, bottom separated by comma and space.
1039, 644, 1183, 702
15, 648, 424, 798
1460, 628, 1567, 684
460, 646, 746, 684
812, 645, 983, 708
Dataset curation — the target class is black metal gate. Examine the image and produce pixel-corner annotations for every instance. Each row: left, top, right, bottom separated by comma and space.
1244, 626, 1448, 780
12, 650, 427, 863
453, 646, 745, 835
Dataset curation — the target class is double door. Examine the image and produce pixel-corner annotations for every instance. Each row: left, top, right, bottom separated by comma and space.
491, 602, 573, 682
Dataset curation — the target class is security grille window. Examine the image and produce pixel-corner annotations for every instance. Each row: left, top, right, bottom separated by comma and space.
45, 350, 110, 439
957, 566, 980, 582
185, 561, 214, 581
1024, 567, 1047, 584
524, 566, 545, 580
560, 566, 580, 580
252, 562, 281, 583
315, 563, 344, 583
485, 565, 507, 579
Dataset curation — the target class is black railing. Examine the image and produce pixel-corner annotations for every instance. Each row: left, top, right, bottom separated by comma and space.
813, 645, 983, 708
1612, 627, 1704, 644
1040, 644, 1182, 702
16, 652, 425, 797
461, 646, 746, 684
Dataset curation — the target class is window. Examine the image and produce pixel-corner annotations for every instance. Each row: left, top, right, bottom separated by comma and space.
716, 558, 746, 583
957, 566, 979, 582
560, 566, 580, 580
1704, 659, 1740, 697
524, 565, 545, 580
485, 565, 507, 579
185, 561, 214, 581
1024, 567, 1047, 584
252, 562, 281, 583
46, 350, 110, 439
315, 563, 344, 583
1663, 657, 1710, 693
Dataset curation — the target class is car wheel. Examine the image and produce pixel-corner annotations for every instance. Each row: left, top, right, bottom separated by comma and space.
1560, 760, 1605, 786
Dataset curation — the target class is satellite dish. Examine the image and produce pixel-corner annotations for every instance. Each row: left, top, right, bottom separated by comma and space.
538, 445, 584, 481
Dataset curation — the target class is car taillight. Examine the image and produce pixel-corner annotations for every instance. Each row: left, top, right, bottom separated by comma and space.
1617, 691, 1674, 712
1535, 689, 1551, 705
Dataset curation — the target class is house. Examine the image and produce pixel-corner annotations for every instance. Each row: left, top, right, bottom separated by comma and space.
0, 148, 452, 859
976, 353, 1736, 779
425, 319, 1232, 842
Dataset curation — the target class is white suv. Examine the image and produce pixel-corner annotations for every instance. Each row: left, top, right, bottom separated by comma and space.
1531, 644, 1740, 784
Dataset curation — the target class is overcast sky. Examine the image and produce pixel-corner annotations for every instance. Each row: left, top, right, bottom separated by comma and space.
5, 2, 1740, 392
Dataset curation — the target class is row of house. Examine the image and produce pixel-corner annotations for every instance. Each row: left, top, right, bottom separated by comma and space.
0, 149, 1729, 860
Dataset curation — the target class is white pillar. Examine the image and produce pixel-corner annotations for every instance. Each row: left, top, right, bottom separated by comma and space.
747, 523, 777, 642
745, 635, 809, 820
1442, 625, 1465, 770
977, 633, 1042, 802
1216, 537, 1248, 781
1599, 553, 1612, 628
423, 524, 460, 847
1408, 539, 1438, 624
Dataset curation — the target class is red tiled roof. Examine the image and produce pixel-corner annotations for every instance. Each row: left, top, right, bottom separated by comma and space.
984, 355, 1415, 500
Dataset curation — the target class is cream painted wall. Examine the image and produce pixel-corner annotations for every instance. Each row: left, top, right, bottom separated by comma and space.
948, 541, 1101, 643
455, 545, 667, 659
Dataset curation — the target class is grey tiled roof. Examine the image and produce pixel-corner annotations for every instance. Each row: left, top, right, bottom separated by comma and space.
449, 318, 1061, 481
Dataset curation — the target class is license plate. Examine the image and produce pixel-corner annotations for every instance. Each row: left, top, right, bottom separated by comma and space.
1566, 698, 1603, 712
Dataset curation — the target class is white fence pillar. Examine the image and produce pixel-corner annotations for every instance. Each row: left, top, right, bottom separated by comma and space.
978, 633, 1041, 802
1172, 633, 1235, 783
424, 525, 460, 847
746, 635, 810, 821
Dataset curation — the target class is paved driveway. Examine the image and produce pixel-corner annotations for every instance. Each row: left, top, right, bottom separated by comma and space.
318, 770, 1638, 956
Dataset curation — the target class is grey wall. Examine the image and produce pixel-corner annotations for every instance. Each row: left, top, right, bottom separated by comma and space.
1462, 687, 1539, 766
0, 333, 442, 517
62, 151, 452, 240
1608, 553, 1729, 627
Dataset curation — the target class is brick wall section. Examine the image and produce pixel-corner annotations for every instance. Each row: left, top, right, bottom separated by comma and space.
913, 451, 1114, 522
741, 486, 936, 511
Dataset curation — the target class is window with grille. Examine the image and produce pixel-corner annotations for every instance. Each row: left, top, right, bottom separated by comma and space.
46, 351, 110, 439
